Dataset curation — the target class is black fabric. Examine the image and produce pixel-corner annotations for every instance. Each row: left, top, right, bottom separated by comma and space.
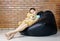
20, 10, 57, 36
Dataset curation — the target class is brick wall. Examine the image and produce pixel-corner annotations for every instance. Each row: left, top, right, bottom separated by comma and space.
55, 1, 60, 29
0, 0, 60, 28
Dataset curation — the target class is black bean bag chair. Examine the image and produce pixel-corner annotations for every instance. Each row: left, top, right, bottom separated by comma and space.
20, 10, 57, 36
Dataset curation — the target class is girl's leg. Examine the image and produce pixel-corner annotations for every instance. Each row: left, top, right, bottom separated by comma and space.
5, 22, 28, 40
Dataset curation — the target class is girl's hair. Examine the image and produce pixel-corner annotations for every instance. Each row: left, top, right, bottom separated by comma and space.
29, 8, 36, 11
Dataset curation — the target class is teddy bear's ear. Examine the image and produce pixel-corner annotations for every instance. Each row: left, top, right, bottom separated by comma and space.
37, 11, 44, 15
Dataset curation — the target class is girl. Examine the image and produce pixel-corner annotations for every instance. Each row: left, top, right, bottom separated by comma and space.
5, 8, 40, 40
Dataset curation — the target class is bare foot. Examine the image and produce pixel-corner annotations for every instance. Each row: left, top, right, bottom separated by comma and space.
8, 34, 15, 40
5, 32, 16, 40
5, 31, 15, 37
5, 34, 8, 39
5, 33, 11, 39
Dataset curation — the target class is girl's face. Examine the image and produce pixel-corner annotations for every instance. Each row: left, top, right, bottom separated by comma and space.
30, 10, 36, 14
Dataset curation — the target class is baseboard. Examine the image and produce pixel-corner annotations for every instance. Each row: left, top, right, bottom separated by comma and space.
0, 28, 15, 30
